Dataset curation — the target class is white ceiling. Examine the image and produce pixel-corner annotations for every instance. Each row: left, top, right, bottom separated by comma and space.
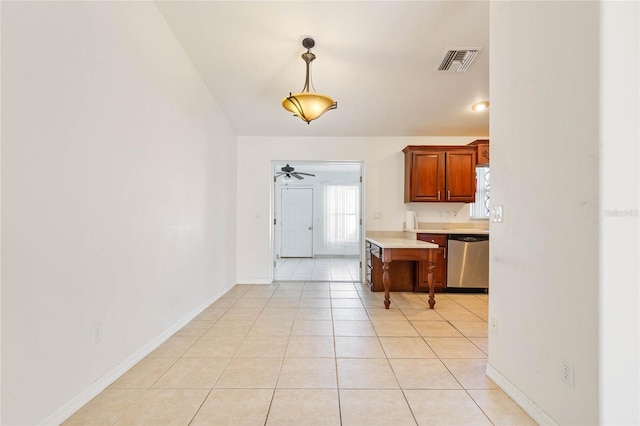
156, 1, 489, 137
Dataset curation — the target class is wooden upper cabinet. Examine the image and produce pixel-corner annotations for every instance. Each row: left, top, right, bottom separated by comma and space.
446, 150, 477, 201
403, 145, 477, 203
476, 143, 490, 165
405, 150, 444, 202
468, 139, 490, 165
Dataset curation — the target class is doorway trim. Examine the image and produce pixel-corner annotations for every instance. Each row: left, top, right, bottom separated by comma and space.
270, 160, 365, 283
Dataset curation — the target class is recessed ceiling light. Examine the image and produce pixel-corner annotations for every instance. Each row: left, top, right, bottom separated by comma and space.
471, 101, 489, 111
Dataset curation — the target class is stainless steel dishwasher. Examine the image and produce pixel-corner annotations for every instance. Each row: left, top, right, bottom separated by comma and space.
447, 234, 489, 288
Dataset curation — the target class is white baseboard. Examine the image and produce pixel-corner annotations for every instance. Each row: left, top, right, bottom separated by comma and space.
42, 281, 235, 426
486, 363, 558, 425
236, 278, 273, 284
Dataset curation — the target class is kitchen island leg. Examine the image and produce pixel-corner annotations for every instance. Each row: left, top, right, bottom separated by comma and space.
425, 248, 440, 309
377, 246, 438, 310
382, 262, 391, 309
426, 260, 436, 309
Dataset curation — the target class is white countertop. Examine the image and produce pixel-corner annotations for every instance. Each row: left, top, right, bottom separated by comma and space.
404, 227, 489, 235
365, 237, 438, 249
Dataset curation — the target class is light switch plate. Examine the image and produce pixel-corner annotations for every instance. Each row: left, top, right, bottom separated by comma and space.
491, 205, 503, 223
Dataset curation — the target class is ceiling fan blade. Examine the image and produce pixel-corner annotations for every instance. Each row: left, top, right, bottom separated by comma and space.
291, 173, 304, 180
275, 172, 284, 177
296, 172, 315, 177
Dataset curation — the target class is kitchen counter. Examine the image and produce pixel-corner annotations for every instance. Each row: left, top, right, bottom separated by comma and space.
364, 236, 438, 249
404, 225, 489, 235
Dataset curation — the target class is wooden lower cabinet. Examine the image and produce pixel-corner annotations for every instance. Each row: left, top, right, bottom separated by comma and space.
416, 234, 447, 292
366, 241, 415, 292
365, 242, 372, 286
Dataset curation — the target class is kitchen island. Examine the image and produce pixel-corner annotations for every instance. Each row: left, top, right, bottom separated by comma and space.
365, 237, 440, 309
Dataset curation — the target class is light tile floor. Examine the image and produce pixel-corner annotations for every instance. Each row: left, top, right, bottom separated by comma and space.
64, 283, 536, 425
275, 256, 361, 281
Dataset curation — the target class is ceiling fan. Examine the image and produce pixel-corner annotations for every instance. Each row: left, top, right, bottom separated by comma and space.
275, 164, 315, 181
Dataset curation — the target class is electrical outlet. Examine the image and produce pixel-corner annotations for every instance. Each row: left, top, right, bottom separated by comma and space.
92, 323, 103, 345
490, 316, 499, 335
561, 360, 575, 387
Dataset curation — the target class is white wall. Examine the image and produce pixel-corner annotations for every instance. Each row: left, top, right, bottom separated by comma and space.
0, 4, 3, 422
1, 3, 236, 424
489, 1, 638, 424
237, 136, 486, 283
599, 1, 639, 424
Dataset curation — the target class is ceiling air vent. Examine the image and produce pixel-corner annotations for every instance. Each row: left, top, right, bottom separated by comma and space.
437, 49, 479, 72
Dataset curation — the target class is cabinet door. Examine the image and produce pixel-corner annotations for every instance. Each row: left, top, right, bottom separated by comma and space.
476, 143, 490, 165
408, 151, 445, 202
415, 249, 446, 292
416, 234, 447, 291
445, 149, 477, 202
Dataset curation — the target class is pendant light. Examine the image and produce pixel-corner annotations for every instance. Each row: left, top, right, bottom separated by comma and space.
282, 38, 337, 124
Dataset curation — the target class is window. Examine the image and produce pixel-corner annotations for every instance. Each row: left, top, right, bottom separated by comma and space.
470, 166, 490, 219
324, 185, 360, 246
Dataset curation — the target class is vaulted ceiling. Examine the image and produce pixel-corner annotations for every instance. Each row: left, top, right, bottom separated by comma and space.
156, 1, 489, 137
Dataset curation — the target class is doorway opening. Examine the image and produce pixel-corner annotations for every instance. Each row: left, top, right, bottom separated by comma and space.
273, 161, 363, 282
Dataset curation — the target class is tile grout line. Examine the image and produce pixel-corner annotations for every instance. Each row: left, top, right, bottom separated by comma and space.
71, 281, 499, 425
437, 293, 493, 425
209, 283, 280, 426
329, 285, 345, 426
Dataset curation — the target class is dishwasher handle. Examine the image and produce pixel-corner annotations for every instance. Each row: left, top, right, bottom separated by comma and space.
448, 234, 489, 243
462, 236, 481, 242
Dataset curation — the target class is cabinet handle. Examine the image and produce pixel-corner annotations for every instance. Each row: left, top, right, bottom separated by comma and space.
437, 191, 440, 200
447, 190, 450, 200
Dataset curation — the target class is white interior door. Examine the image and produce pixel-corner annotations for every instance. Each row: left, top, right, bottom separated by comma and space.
280, 187, 313, 257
